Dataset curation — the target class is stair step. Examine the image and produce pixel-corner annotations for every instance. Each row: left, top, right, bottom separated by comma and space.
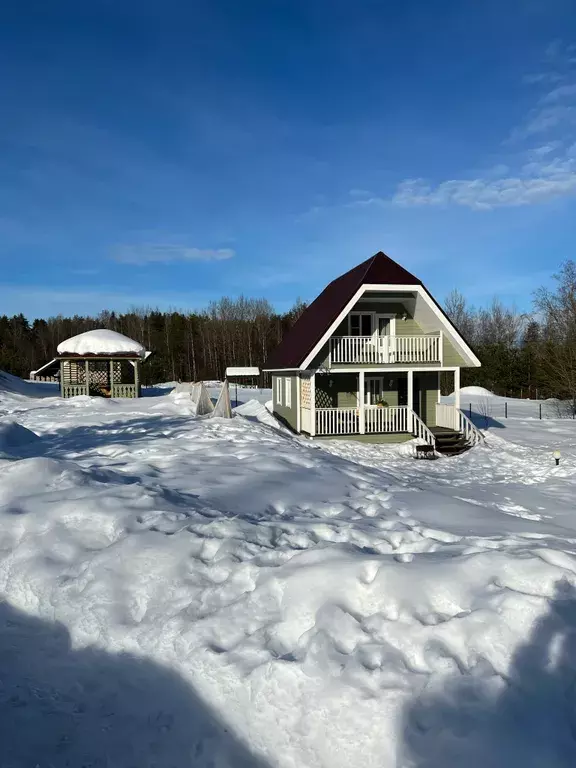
431, 428, 472, 456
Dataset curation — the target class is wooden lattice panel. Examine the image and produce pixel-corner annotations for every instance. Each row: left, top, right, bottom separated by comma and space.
301, 377, 311, 408
87, 361, 110, 385
62, 361, 85, 384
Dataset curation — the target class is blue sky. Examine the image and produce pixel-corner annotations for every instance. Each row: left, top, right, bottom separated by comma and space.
1, 0, 576, 319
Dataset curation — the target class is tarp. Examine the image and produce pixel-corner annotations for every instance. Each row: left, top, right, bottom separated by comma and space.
195, 382, 214, 415
211, 380, 233, 419
190, 382, 201, 405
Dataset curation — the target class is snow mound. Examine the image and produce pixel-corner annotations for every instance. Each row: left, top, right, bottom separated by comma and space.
57, 329, 146, 357
458, 385, 495, 397
0, 420, 40, 454
0, 371, 58, 398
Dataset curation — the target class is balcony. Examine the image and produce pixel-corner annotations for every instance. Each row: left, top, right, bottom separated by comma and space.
329, 334, 442, 365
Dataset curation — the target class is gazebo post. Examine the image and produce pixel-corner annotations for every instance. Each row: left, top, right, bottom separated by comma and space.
134, 359, 140, 396
84, 359, 90, 396
109, 359, 115, 397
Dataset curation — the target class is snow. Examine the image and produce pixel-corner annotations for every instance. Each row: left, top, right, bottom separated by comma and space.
456, 385, 495, 397
57, 328, 147, 357
1, 376, 576, 766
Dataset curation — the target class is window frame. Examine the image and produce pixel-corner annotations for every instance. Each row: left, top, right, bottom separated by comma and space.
285, 377, 292, 408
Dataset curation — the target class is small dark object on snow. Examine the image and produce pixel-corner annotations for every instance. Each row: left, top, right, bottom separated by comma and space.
416, 445, 436, 459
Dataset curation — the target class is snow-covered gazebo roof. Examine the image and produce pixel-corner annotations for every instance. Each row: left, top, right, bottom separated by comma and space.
57, 329, 147, 358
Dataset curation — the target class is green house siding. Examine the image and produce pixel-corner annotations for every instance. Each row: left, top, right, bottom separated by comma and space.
272, 374, 299, 431
442, 337, 467, 367
315, 373, 358, 408
416, 371, 439, 427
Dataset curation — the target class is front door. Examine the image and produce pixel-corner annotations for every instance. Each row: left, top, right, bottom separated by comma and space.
413, 375, 422, 417
364, 376, 382, 406
398, 375, 408, 406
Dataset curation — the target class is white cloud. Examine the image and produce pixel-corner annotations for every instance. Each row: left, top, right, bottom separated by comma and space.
112, 244, 235, 265
393, 155, 576, 210
542, 83, 576, 102
392, 43, 576, 212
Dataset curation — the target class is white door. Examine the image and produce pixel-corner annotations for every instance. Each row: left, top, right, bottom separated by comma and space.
375, 315, 394, 362
364, 376, 382, 406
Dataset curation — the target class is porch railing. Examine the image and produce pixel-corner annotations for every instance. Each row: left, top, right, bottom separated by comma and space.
435, 403, 484, 446
329, 334, 441, 365
315, 405, 435, 446
316, 408, 360, 435
365, 405, 409, 433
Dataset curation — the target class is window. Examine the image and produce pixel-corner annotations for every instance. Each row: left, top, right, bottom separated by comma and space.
275, 377, 283, 406
349, 313, 372, 336
285, 377, 292, 408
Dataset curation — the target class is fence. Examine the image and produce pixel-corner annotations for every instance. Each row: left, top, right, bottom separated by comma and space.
466, 399, 576, 424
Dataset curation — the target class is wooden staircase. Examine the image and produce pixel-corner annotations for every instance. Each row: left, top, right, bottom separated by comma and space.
430, 426, 472, 457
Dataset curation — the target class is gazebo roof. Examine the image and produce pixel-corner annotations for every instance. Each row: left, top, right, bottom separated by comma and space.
57, 329, 147, 358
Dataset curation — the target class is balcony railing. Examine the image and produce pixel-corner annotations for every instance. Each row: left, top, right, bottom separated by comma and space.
329, 334, 441, 365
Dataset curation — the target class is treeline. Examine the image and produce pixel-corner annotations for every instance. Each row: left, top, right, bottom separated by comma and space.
2, 262, 576, 403
0, 297, 307, 386
445, 260, 576, 403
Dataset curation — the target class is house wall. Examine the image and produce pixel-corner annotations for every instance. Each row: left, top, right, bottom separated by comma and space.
417, 371, 440, 427
272, 374, 299, 431
315, 373, 358, 408
309, 298, 470, 371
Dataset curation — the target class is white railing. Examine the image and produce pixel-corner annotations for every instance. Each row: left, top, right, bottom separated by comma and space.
329, 335, 441, 365
435, 403, 484, 446
315, 405, 435, 444
315, 408, 360, 435
411, 410, 436, 446
395, 335, 441, 364
435, 403, 460, 430
365, 405, 409, 433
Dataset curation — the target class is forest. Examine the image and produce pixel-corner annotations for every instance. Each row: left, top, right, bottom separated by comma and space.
1, 261, 576, 402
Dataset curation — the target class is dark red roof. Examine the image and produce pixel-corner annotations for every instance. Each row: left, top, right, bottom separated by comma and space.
266, 251, 422, 369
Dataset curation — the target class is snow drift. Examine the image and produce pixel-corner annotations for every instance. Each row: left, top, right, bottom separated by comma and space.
0, 375, 576, 766
458, 385, 495, 397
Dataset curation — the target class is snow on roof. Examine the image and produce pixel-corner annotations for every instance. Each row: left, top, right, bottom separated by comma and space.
225, 367, 260, 377
57, 329, 147, 358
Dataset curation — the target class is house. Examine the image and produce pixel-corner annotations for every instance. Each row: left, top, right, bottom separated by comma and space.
265, 251, 482, 453
33, 329, 151, 398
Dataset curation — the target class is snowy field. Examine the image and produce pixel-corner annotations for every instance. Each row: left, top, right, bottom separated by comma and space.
1, 374, 576, 767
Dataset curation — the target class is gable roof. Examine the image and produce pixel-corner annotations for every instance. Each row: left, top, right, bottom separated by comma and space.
266, 250, 478, 370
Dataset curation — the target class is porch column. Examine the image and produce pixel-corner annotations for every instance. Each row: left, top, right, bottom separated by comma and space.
407, 369, 414, 411
359, 370, 365, 434
437, 371, 442, 404
454, 367, 461, 410
310, 373, 316, 436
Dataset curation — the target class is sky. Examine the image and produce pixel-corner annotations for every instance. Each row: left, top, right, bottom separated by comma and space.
1, 0, 576, 319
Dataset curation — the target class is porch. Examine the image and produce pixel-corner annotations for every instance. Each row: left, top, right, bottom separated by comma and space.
300, 369, 478, 446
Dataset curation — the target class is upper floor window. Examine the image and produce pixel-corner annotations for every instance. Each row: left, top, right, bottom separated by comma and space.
348, 313, 395, 337
350, 313, 372, 336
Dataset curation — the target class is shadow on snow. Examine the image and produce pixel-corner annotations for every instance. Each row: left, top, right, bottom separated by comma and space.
400, 579, 576, 767
0, 600, 268, 768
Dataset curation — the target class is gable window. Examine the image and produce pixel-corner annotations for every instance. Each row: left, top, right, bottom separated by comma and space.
349, 313, 372, 336
285, 378, 292, 408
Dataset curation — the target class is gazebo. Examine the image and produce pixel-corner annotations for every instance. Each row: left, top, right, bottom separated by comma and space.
53, 329, 150, 399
